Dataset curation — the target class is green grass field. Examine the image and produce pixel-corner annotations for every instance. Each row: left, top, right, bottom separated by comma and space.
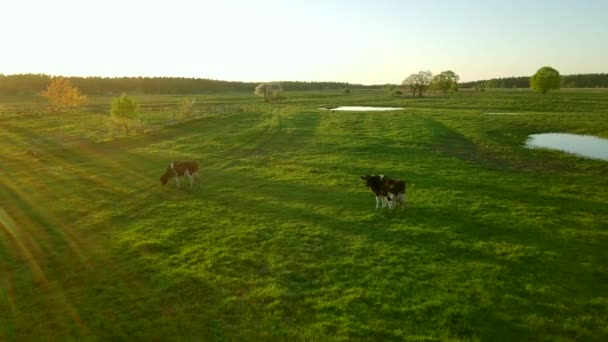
1, 89, 608, 341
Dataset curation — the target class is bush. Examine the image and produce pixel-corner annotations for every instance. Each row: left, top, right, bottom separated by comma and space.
111, 93, 139, 134
42, 77, 88, 113
180, 97, 196, 118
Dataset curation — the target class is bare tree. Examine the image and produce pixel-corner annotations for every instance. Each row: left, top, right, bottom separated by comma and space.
254, 83, 283, 102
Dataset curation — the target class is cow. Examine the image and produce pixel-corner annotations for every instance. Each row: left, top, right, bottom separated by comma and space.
360, 174, 406, 210
361, 174, 390, 209
383, 176, 406, 210
160, 160, 200, 189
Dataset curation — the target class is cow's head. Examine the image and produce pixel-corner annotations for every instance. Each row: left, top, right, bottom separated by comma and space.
361, 174, 383, 191
160, 173, 170, 185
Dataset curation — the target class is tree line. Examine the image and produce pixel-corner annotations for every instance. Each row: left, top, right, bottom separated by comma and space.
0, 74, 373, 96
459, 73, 608, 89
3, 71, 606, 96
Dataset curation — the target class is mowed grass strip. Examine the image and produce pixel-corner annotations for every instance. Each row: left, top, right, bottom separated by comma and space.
1, 90, 607, 340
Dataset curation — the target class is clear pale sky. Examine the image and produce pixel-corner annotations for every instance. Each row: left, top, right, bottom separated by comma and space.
2, 0, 607, 84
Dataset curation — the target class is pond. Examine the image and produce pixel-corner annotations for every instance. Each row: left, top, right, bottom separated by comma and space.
526, 133, 608, 161
322, 106, 403, 111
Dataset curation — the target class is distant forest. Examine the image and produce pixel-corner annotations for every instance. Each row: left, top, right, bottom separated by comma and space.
0, 74, 375, 96
2, 73, 607, 96
459, 73, 608, 89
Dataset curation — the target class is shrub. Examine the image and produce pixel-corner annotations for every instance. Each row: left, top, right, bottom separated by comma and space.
42, 77, 88, 113
110, 93, 139, 134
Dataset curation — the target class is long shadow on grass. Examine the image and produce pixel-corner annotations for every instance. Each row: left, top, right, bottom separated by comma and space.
423, 116, 608, 175
423, 117, 516, 169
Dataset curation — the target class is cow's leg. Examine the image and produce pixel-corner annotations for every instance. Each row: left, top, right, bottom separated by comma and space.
194, 172, 201, 187
185, 170, 194, 189
386, 196, 391, 209
375, 195, 380, 209
387, 194, 395, 209
171, 163, 179, 188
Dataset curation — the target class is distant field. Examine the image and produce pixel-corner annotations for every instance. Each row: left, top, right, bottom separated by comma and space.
1, 89, 607, 340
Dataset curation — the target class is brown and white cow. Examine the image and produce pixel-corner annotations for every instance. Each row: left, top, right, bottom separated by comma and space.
160, 160, 200, 189
360, 174, 406, 210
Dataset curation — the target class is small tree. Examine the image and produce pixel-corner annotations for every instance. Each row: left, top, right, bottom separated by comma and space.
430, 70, 460, 94
254, 82, 283, 102
402, 70, 433, 97
475, 82, 486, 92
111, 93, 139, 134
180, 97, 196, 118
485, 79, 499, 89
531, 66, 560, 94
42, 77, 88, 112
402, 75, 418, 96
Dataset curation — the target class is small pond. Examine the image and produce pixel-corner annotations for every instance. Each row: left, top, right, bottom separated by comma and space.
322, 106, 403, 111
526, 133, 608, 161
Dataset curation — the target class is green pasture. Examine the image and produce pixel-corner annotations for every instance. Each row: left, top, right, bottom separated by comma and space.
1, 89, 607, 341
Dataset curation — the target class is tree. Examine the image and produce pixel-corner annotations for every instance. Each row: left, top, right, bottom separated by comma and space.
254, 82, 283, 102
485, 79, 499, 89
531, 66, 561, 93
42, 76, 87, 112
110, 93, 139, 134
180, 97, 196, 118
402, 70, 433, 97
402, 75, 418, 97
430, 70, 460, 94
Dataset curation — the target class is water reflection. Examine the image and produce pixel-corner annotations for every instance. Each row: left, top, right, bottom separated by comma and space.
526, 133, 608, 161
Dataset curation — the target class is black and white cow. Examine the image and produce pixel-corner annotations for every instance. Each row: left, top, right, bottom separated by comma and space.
160, 160, 200, 189
360, 174, 406, 210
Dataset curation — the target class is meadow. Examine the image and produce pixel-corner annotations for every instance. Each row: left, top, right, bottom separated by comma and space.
1, 89, 607, 341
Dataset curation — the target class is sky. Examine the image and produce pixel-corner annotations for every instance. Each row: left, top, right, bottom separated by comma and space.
1, 0, 607, 84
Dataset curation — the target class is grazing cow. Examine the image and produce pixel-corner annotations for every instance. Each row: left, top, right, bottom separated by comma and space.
360, 174, 406, 210
160, 160, 200, 189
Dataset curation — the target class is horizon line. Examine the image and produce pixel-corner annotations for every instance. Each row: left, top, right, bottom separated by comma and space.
2, 71, 607, 86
